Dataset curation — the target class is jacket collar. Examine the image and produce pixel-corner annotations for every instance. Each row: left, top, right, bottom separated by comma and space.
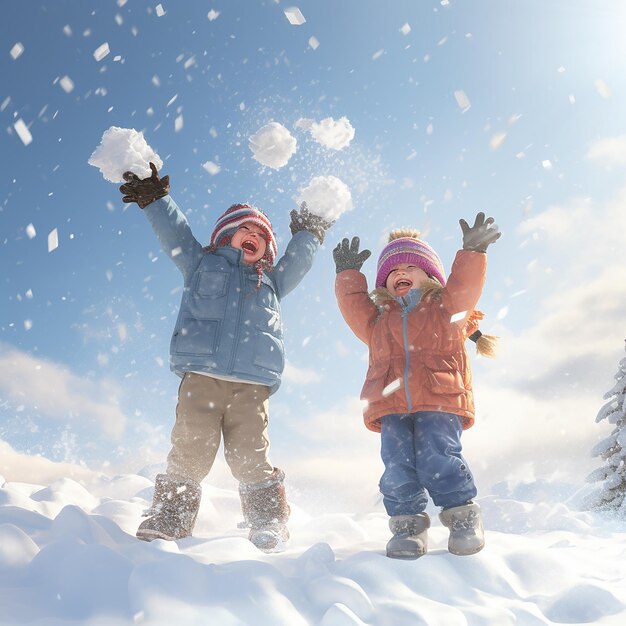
213, 245, 255, 272
370, 287, 421, 312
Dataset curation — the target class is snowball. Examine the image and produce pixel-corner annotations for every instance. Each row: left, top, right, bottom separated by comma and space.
307, 117, 355, 150
284, 7, 306, 25
48, 228, 59, 252
14, 119, 32, 146
26, 223, 36, 239
372, 49, 384, 61
542, 159, 553, 169
155, 4, 165, 17
88, 126, 163, 183
93, 42, 110, 62
174, 115, 183, 132
297, 175, 353, 221
249, 122, 297, 169
400, 23, 411, 35
309, 36, 320, 50
207, 9, 220, 21
454, 90, 471, 112
10, 42, 24, 60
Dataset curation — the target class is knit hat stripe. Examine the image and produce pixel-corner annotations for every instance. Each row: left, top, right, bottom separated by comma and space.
375, 236, 446, 288
210, 204, 277, 262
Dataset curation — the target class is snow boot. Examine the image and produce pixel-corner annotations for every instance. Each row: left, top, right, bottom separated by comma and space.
239, 467, 290, 553
439, 501, 485, 556
386, 513, 430, 559
136, 473, 201, 541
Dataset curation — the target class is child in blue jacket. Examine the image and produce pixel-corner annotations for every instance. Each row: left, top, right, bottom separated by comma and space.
119, 163, 332, 551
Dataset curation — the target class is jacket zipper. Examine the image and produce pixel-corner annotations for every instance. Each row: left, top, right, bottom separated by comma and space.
401, 301, 412, 412
227, 261, 245, 374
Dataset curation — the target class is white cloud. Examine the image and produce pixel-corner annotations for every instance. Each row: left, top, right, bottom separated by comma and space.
0, 344, 128, 438
283, 362, 321, 384
0, 439, 94, 484
586, 135, 626, 167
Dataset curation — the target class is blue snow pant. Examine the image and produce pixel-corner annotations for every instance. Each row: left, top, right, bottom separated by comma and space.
379, 411, 477, 516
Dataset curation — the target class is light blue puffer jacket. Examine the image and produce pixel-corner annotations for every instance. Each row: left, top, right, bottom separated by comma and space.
143, 195, 319, 394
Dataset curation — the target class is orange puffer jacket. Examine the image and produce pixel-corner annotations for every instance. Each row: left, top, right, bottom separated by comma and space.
335, 250, 486, 433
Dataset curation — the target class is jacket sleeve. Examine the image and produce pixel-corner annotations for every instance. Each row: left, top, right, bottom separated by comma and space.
272, 230, 319, 299
335, 269, 378, 344
440, 250, 487, 325
142, 195, 205, 283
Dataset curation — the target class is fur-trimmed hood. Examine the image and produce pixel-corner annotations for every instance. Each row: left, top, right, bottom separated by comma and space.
369, 277, 444, 307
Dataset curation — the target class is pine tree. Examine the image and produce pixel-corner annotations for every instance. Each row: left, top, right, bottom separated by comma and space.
586, 341, 626, 516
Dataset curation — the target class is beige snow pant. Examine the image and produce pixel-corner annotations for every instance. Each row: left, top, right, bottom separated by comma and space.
166, 372, 274, 485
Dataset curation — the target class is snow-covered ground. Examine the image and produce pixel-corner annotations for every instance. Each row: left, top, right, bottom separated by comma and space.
1, 471, 625, 626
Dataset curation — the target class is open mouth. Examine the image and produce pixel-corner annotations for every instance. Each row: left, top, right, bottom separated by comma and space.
394, 279, 412, 290
241, 239, 258, 254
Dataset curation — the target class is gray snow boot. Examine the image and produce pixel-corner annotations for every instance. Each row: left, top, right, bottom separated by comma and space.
136, 473, 201, 542
386, 513, 430, 559
239, 467, 290, 553
439, 501, 485, 556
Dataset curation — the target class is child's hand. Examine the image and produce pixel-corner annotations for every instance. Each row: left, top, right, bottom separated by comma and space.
289, 202, 334, 245
333, 237, 371, 274
459, 212, 501, 252
119, 162, 170, 209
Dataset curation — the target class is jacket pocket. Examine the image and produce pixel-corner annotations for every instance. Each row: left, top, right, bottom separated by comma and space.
194, 271, 227, 298
422, 354, 465, 395
254, 273, 279, 310
361, 363, 395, 405
173, 318, 219, 356
253, 332, 284, 374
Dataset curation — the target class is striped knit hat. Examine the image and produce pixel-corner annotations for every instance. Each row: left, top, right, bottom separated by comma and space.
375, 230, 446, 288
210, 203, 278, 266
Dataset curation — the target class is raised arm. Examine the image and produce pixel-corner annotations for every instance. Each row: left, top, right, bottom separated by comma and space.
272, 202, 334, 298
442, 212, 500, 323
119, 163, 204, 282
333, 237, 377, 344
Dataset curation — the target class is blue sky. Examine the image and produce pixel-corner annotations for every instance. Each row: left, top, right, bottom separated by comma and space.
2, 0, 626, 504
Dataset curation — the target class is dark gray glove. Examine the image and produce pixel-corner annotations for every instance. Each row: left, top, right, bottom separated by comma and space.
333, 237, 371, 274
119, 162, 170, 209
459, 212, 501, 252
289, 202, 334, 245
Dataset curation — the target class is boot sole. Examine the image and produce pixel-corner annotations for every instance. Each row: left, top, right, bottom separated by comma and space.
386, 549, 426, 560
449, 543, 485, 556
136, 529, 186, 542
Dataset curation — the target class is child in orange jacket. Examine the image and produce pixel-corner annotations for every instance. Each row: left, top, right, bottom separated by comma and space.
333, 213, 500, 559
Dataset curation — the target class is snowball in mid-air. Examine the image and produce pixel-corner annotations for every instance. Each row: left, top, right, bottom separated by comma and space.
249, 122, 297, 170
88, 126, 163, 183
297, 176, 353, 221
309, 116, 355, 150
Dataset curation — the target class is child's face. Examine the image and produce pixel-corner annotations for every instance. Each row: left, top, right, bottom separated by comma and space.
385, 263, 429, 297
230, 222, 268, 264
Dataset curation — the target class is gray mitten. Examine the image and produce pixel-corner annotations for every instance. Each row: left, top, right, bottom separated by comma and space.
289, 202, 334, 245
119, 162, 170, 209
459, 212, 501, 252
333, 237, 371, 274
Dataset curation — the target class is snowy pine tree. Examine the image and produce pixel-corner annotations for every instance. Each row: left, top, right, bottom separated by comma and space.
586, 341, 626, 516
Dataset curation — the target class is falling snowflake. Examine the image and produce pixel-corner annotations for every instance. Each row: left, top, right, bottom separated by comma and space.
284, 7, 306, 25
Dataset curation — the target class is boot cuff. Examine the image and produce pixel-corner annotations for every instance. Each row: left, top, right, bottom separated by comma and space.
239, 467, 285, 493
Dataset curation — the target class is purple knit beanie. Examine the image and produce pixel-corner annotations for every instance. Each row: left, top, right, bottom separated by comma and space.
375, 235, 446, 288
